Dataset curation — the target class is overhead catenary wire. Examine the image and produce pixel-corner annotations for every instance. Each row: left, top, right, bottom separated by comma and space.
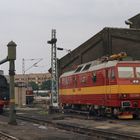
22, 58, 43, 74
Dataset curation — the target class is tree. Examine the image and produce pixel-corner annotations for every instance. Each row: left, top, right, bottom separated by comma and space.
40, 80, 52, 90
28, 81, 39, 90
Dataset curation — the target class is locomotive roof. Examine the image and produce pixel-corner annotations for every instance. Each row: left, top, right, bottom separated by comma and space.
60, 60, 140, 78
60, 70, 75, 77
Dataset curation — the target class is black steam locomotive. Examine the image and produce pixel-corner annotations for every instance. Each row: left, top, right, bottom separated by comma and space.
0, 75, 9, 112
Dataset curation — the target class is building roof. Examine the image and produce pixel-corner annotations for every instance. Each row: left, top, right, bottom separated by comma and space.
127, 13, 140, 22
125, 13, 140, 28
58, 27, 140, 75
60, 60, 140, 77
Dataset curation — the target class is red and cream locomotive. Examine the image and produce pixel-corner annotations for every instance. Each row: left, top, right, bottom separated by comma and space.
59, 53, 140, 119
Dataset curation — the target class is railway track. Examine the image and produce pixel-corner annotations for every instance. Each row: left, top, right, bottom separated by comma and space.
0, 131, 19, 140
63, 109, 89, 116
3, 113, 140, 140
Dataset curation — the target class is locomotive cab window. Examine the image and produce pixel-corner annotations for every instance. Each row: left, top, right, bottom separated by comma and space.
75, 66, 83, 73
118, 67, 134, 78
108, 69, 115, 80
111, 69, 115, 80
82, 64, 91, 71
136, 67, 140, 78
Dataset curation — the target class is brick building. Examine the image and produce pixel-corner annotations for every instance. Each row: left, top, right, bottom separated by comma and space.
6, 73, 51, 85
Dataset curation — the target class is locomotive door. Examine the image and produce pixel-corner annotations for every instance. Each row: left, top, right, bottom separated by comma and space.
72, 75, 77, 93
106, 67, 116, 104
108, 67, 116, 85
105, 69, 109, 105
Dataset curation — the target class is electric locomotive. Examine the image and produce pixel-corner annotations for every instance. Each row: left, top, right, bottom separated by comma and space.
59, 53, 140, 119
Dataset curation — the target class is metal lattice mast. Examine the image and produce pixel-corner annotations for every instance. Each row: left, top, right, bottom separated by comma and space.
48, 29, 58, 107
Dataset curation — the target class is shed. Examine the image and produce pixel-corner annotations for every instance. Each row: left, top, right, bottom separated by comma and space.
58, 27, 140, 75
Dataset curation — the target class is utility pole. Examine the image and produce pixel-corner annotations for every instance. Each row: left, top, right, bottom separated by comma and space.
22, 58, 43, 87
48, 29, 59, 109
22, 58, 43, 75
22, 58, 25, 74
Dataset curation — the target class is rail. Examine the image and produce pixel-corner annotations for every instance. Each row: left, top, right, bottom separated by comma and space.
0, 131, 19, 140
6, 114, 140, 140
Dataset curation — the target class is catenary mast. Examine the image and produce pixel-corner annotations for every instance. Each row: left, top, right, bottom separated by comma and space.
48, 29, 58, 107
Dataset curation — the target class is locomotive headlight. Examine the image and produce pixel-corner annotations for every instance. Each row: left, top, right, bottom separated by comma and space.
123, 94, 127, 98
122, 94, 127, 98
132, 80, 139, 84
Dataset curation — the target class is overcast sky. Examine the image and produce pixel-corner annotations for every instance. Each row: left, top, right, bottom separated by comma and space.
0, 0, 140, 75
